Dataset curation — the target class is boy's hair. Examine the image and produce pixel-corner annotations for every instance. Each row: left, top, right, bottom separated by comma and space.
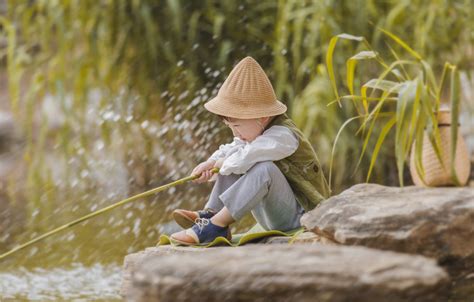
217, 115, 231, 121
217, 115, 276, 123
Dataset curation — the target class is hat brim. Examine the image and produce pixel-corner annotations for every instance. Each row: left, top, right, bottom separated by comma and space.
204, 96, 287, 119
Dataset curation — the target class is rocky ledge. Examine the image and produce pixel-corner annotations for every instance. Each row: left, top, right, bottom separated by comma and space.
123, 244, 448, 302
120, 232, 336, 297
121, 183, 474, 301
301, 183, 474, 299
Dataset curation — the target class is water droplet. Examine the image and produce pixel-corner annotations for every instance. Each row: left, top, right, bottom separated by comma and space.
178, 91, 189, 101
29, 246, 38, 256
102, 111, 114, 120
122, 226, 131, 234
67, 233, 76, 241
158, 126, 169, 136
96, 140, 105, 151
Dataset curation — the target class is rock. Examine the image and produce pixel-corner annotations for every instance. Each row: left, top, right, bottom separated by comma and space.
120, 245, 208, 297
300, 183, 474, 299
290, 231, 338, 244
121, 232, 337, 295
121, 231, 337, 295
261, 231, 338, 245
124, 244, 449, 302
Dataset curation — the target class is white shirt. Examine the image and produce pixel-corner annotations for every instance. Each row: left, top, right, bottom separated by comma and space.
208, 125, 299, 176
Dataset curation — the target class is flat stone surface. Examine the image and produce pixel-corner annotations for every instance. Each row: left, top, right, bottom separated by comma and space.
301, 183, 474, 299
120, 245, 208, 297
124, 244, 449, 302
260, 231, 338, 245
120, 231, 334, 296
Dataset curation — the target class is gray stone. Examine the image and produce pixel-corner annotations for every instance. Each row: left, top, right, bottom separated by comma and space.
301, 183, 474, 299
261, 231, 338, 245
124, 244, 449, 302
121, 232, 337, 296
120, 245, 208, 297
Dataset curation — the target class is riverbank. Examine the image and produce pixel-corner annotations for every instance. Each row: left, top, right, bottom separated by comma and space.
121, 182, 474, 301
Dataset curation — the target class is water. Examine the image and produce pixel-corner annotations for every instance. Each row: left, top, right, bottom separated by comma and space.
0, 87, 236, 299
0, 263, 122, 301
0, 74, 270, 299
0, 195, 201, 300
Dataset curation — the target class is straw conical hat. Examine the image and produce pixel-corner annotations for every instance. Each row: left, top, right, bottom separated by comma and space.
204, 56, 287, 119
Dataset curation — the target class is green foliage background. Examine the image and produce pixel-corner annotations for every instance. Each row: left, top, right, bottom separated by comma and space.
3, 0, 473, 193
0, 0, 473, 268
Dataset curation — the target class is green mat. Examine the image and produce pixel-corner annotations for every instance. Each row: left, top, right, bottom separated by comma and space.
157, 223, 305, 248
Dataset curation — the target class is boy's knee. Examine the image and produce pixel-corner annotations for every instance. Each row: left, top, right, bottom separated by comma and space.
248, 161, 278, 175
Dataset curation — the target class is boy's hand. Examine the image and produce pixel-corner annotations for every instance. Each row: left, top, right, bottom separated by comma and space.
191, 159, 217, 183
208, 158, 225, 182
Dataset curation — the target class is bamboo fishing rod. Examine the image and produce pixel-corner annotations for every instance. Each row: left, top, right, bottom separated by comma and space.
0, 167, 220, 261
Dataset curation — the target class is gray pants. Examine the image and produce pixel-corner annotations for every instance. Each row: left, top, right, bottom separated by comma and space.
204, 161, 305, 231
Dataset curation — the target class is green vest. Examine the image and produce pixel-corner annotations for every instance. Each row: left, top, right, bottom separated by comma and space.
264, 113, 331, 211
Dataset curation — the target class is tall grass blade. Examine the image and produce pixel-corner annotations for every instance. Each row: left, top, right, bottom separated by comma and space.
366, 115, 397, 182
449, 68, 461, 185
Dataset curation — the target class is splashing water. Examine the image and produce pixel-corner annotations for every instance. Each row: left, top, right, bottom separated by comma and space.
0, 263, 122, 301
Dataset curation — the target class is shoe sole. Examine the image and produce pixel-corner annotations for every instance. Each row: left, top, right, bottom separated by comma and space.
170, 235, 232, 247
172, 212, 195, 229
169, 236, 207, 246
169, 229, 233, 247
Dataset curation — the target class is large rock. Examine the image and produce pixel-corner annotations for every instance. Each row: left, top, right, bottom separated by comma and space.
120, 232, 335, 296
120, 245, 207, 297
124, 244, 449, 302
301, 183, 474, 298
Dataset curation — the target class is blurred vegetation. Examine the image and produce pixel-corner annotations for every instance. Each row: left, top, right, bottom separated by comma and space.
0, 0, 473, 269
326, 29, 465, 188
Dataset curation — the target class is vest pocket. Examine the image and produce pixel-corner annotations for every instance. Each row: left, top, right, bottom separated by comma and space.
299, 160, 320, 181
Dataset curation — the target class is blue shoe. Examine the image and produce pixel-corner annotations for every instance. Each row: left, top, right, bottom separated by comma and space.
172, 208, 217, 229
170, 218, 231, 246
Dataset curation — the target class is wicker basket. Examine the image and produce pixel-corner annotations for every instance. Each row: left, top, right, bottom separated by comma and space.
409, 109, 471, 187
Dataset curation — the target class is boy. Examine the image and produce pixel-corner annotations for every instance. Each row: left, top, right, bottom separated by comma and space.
170, 56, 330, 246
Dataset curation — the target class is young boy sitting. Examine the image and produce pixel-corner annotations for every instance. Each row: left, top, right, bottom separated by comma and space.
170, 56, 330, 246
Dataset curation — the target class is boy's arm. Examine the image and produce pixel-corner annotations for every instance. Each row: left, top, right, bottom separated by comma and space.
219, 126, 299, 175
207, 137, 245, 162
206, 137, 245, 182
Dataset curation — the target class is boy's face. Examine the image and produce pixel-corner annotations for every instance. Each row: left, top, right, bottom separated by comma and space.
223, 117, 271, 142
